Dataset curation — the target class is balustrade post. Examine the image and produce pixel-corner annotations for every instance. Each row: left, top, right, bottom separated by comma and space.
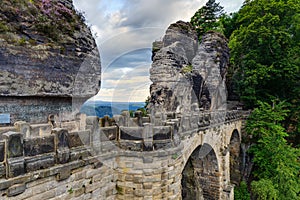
143, 123, 153, 151
3, 132, 24, 178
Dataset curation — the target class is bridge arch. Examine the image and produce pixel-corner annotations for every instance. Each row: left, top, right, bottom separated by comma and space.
229, 129, 242, 185
181, 143, 221, 200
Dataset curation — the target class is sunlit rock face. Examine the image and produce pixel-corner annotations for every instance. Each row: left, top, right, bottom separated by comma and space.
149, 21, 198, 114
149, 21, 229, 114
0, 0, 101, 124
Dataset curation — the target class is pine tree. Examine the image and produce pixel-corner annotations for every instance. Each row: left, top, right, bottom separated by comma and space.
190, 0, 224, 37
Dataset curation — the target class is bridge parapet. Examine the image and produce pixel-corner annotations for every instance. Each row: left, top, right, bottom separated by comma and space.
0, 110, 246, 180
0, 110, 249, 198
97, 109, 244, 151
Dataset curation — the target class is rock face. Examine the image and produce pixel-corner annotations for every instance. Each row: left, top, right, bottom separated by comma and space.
192, 31, 229, 110
149, 21, 198, 113
0, 0, 101, 124
149, 21, 229, 113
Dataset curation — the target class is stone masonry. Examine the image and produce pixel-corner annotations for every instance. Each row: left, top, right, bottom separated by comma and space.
0, 109, 247, 200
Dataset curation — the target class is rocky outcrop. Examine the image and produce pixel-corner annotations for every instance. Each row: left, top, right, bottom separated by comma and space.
0, 0, 101, 124
192, 31, 229, 110
149, 21, 198, 113
149, 21, 229, 114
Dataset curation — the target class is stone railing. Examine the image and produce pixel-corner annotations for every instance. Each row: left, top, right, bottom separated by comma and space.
0, 109, 245, 181
100, 110, 244, 151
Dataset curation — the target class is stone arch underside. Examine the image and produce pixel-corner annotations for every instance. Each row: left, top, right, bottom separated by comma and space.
181, 143, 220, 200
229, 129, 242, 185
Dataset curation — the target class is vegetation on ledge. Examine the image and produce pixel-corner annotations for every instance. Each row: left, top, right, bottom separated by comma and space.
0, 0, 86, 47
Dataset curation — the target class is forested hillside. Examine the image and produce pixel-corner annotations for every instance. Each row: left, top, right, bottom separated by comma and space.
191, 0, 300, 199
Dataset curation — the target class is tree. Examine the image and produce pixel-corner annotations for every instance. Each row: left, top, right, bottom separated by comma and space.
246, 101, 300, 200
229, 0, 300, 109
218, 12, 240, 39
190, 0, 224, 37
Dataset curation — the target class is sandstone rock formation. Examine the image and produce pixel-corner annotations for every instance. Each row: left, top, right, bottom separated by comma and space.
192, 31, 229, 110
149, 21, 229, 114
149, 21, 198, 113
0, 0, 101, 124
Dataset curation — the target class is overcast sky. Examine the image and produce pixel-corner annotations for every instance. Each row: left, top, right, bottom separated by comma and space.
73, 0, 244, 102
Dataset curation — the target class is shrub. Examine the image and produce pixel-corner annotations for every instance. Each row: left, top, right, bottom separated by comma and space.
234, 181, 250, 200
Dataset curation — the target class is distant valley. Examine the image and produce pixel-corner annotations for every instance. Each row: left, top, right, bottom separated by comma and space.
80, 100, 145, 117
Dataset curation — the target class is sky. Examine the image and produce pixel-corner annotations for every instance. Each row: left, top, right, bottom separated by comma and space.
73, 0, 244, 102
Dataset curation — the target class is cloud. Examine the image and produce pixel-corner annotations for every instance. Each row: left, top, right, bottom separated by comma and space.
73, 0, 208, 67
101, 76, 151, 102
73, 0, 244, 102
220, 0, 244, 13
118, 0, 205, 28
98, 48, 151, 101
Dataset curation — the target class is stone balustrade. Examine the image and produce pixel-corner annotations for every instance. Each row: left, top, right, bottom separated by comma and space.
0, 109, 248, 199
0, 109, 245, 181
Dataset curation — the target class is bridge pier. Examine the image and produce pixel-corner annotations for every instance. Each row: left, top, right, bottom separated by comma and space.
114, 147, 185, 199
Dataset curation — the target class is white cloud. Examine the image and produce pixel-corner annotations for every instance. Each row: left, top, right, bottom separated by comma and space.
100, 64, 151, 101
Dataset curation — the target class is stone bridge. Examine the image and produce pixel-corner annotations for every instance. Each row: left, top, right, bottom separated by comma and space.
0, 109, 247, 200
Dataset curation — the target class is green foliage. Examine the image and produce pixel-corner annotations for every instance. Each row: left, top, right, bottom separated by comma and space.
182, 65, 193, 73
17, 37, 27, 46
172, 153, 179, 160
152, 41, 162, 54
190, 0, 224, 37
0, 22, 9, 33
234, 181, 250, 200
229, 0, 300, 109
251, 179, 278, 200
137, 108, 148, 117
129, 110, 135, 118
67, 187, 73, 194
144, 96, 150, 110
246, 101, 300, 200
116, 185, 124, 195
218, 12, 239, 39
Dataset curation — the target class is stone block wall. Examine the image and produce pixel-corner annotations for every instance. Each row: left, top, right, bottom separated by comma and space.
115, 148, 185, 200
0, 115, 117, 199
0, 159, 116, 199
0, 110, 245, 199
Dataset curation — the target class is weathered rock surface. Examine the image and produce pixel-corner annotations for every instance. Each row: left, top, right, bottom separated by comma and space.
162, 21, 198, 63
149, 21, 229, 113
149, 21, 198, 113
192, 31, 229, 110
0, 0, 101, 124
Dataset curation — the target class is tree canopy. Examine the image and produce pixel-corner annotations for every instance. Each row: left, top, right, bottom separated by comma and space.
190, 0, 224, 37
214, 0, 300, 199
229, 0, 300, 109
246, 101, 300, 199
